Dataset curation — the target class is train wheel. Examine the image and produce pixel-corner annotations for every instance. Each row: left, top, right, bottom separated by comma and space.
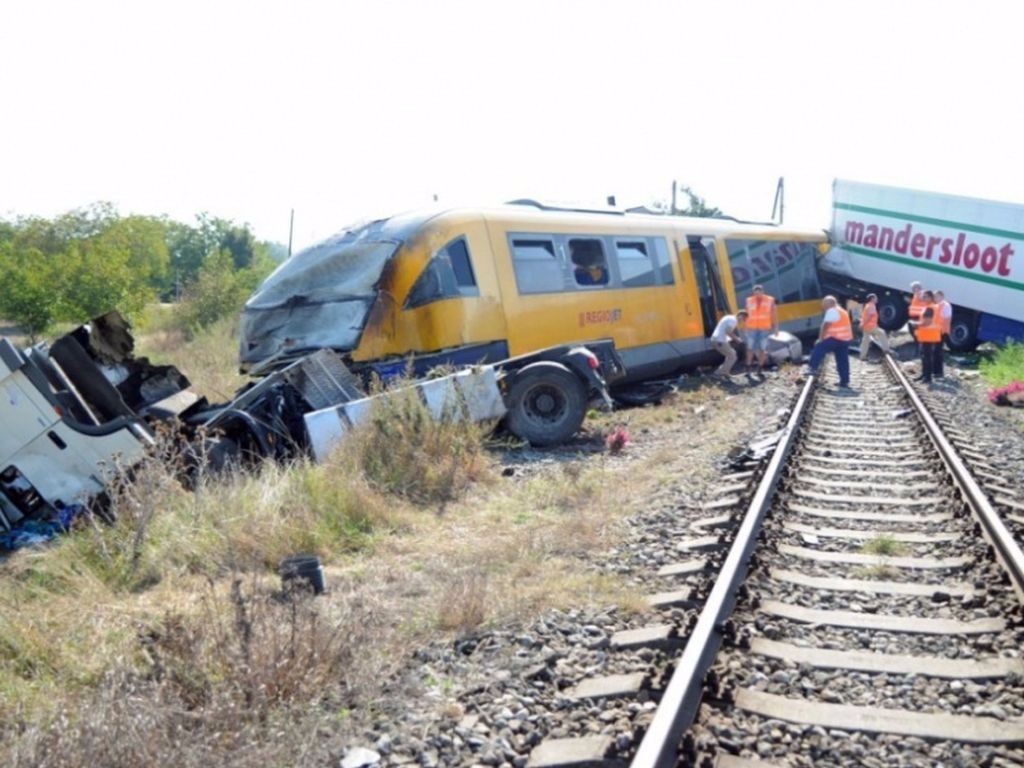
506, 363, 586, 447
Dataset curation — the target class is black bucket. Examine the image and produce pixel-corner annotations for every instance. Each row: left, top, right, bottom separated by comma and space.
279, 554, 325, 595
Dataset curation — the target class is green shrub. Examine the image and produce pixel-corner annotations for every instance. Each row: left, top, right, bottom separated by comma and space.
176, 251, 254, 334
980, 342, 1024, 387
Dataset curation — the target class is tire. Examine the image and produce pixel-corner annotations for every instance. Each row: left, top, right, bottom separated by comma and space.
505, 363, 587, 447
946, 310, 980, 352
876, 294, 908, 331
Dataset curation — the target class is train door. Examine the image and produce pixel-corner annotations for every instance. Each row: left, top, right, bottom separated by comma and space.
686, 236, 730, 336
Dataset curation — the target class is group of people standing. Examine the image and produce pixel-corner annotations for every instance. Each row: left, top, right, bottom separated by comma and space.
709, 281, 953, 388
906, 281, 953, 383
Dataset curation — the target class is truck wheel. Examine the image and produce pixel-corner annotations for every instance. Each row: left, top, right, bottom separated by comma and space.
946, 310, 979, 352
876, 294, 908, 331
506, 363, 587, 447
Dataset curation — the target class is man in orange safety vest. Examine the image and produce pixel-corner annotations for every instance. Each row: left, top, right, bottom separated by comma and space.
744, 284, 778, 376
908, 281, 927, 342
912, 306, 944, 383
858, 293, 890, 362
807, 295, 853, 389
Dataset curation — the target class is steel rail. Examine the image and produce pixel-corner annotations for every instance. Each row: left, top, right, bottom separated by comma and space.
884, 354, 1024, 603
630, 376, 817, 768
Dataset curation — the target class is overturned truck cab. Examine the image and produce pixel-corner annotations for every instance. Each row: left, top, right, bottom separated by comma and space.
0, 312, 343, 531
0, 313, 194, 530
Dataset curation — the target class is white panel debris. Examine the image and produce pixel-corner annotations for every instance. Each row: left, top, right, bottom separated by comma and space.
304, 366, 507, 463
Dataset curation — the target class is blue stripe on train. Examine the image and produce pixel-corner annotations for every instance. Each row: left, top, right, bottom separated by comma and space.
367, 341, 511, 383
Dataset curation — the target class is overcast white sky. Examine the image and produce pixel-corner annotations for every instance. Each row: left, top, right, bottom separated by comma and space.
2, 0, 1021, 250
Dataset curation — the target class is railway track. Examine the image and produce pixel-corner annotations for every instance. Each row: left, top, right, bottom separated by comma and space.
528, 356, 1024, 768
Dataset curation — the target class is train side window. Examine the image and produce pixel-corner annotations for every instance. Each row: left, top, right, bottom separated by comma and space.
727, 239, 820, 305
613, 240, 656, 287
726, 242, 754, 304
405, 237, 479, 309
726, 240, 780, 303
652, 238, 675, 284
405, 256, 460, 309
785, 241, 823, 301
774, 242, 805, 303
511, 237, 564, 294
568, 238, 609, 287
444, 237, 477, 291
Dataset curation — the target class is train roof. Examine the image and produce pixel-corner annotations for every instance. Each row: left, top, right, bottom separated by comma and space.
369, 201, 827, 241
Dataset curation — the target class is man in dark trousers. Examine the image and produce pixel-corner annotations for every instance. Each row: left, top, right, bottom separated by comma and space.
912, 306, 944, 383
807, 295, 854, 389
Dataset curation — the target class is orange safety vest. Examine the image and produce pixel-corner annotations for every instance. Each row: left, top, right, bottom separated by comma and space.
860, 303, 879, 332
918, 318, 942, 343
745, 295, 775, 330
937, 300, 952, 334
824, 308, 854, 341
909, 295, 928, 321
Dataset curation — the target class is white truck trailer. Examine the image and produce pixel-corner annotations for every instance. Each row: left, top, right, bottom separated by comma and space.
820, 179, 1024, 350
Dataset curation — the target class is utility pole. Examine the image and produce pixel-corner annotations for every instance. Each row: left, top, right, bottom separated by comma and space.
771, 177, 785, 224
671, 181, 678, 215
173, 252, 181, 301
287, 208, 294, 258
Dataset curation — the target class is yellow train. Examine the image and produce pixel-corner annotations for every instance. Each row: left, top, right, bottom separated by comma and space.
241, 201, 827, 383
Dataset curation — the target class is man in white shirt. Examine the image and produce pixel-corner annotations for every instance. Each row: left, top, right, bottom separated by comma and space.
807, 296, 853, 389
934, 290, 953, 379
710, 310, 748, 376
934, 291, 953, 334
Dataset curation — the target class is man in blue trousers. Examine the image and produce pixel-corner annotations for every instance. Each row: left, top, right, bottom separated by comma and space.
807, 295, 854, 389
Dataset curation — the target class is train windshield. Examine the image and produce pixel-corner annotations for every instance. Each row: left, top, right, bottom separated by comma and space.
239, 226, 400, 369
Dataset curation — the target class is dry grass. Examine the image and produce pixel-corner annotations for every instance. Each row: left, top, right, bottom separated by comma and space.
854, 564, 898, 580
0, 317, 764, 765
346, 385, 495, 505
0, 355, 632, 763
405, 460, 653, 632
0, 452, 405, 716
3, 577, 397, 768
437, 569, 490, 632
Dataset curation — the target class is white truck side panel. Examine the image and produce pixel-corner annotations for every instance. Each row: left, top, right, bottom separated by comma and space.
826, 179, 1024, 323
1, 371, 60, 463
304, 367, 507, 463
15, 425, 146, 505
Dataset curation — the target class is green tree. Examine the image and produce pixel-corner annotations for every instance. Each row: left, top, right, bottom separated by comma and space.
60, 239, 154, 321
0, 205, 276, 336
96, 215, 171, 293
677, 185, 722, 218
177, 249, 254, 332
0, 245, 60, 339
166, 214, 226, 289
221, 225, 257, 270
166, 214, 263, 289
